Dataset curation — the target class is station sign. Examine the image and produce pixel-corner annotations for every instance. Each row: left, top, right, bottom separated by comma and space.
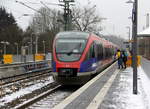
3, 54, 13, 64
35, 54, 45, 61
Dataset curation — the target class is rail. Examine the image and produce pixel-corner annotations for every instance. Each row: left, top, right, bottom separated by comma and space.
0, 60, 51, 69
14, 85, 61, 109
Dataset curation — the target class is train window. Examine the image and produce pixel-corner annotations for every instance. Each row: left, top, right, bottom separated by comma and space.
105, 48, 107, 58
108, 48, 110, 57
103, 47, 105, 59
92, 47, 95, 58
105, 48, 110, 58
85, 42, 96, 59
95, 41, 103, 60
56, 39, 87, 54
89, 43, 94, 58
98, 44, 103, 59
109, 48, 111, 57
84, 41, 103, 61
55, 38, 87, 62
83, 43, 95, 61
99, 44, 103, 59
92, 42, 97, 58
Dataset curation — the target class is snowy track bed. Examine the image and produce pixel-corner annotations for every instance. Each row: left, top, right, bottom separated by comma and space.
0, 70, 51, 97
24, 85, 79, 109
0, 74, 59, 109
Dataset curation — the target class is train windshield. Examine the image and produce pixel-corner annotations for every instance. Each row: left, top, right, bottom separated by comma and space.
55, 39, 87, 61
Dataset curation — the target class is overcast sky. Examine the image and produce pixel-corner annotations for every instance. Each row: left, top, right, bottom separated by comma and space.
1, 0, 150, 39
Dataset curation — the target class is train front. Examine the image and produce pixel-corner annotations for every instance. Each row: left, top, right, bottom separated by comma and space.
52, 32, 90, 85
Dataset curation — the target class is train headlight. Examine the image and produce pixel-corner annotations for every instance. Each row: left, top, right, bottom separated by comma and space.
92, 63, 97, 68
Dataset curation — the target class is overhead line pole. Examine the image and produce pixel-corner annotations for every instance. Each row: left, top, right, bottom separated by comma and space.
59, 0, 75, 31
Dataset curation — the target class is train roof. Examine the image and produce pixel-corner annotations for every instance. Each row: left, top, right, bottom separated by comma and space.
55, 31, 118, 47
55, 31, 90, 39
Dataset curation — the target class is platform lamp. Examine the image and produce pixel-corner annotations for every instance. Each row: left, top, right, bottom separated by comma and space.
14, 42, 19, 56
0, 41, 10, 54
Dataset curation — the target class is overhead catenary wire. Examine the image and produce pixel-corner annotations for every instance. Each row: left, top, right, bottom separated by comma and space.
15, 0, 54, 17
15, 0, 41, 14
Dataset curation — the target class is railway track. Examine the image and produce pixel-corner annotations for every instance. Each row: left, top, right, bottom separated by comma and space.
0, 69, 52, 96
0, 72, 58, 109
0, 68, 51, 86
15, 85, 61, 109
0, 67, 79, 109
15, 85, 79, 109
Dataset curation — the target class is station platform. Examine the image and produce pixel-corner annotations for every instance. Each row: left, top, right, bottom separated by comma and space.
0, 61, 50, 79
53, 57, 150, 109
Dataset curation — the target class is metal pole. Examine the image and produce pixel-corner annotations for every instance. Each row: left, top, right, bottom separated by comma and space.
43, 40, 45, 54
132, 0, 138, 94
59, 0, 74, 31
35, 36, 38, 54
30, 35, 33, 54
17, 44, 18, 56
4, 43, 6, 55
43, 40, 46, 60
64, 2, 67, 31
146, 13, 149, 28
28, 46, 30, 55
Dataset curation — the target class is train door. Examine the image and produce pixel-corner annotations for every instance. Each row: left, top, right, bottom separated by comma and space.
92, 42, 97, 58
91, 42, 97, 69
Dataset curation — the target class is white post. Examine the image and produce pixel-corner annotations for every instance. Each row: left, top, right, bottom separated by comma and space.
35, 36, 39, 54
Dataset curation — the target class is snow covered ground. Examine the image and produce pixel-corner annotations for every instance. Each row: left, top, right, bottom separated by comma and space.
138, 66, 150, 109
0, 76, 54, 107
113, 57, 150, 109
100, 66, 150, 109
123, 66, 150, 109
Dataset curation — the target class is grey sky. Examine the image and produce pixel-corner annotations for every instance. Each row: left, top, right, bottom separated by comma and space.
1, 0, 150, 39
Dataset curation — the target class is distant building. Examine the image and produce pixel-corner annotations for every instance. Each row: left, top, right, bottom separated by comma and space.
138, 27, 150, 59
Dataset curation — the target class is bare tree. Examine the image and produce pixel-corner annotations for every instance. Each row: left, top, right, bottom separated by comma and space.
29, 3, 103, 34
71, 3, 103, 33
28, 7, 61, 53
29, 7, 60, 35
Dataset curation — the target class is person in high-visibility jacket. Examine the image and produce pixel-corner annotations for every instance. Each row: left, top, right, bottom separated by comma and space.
116, 49, 123, 69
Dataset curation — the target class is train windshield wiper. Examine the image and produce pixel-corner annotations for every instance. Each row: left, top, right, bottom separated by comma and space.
67, 51, 73, 56
67, 43, 82, 56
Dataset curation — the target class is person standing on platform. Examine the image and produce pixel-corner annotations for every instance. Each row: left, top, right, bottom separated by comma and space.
122, 50, 128, 69
116, 49, 123, 69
